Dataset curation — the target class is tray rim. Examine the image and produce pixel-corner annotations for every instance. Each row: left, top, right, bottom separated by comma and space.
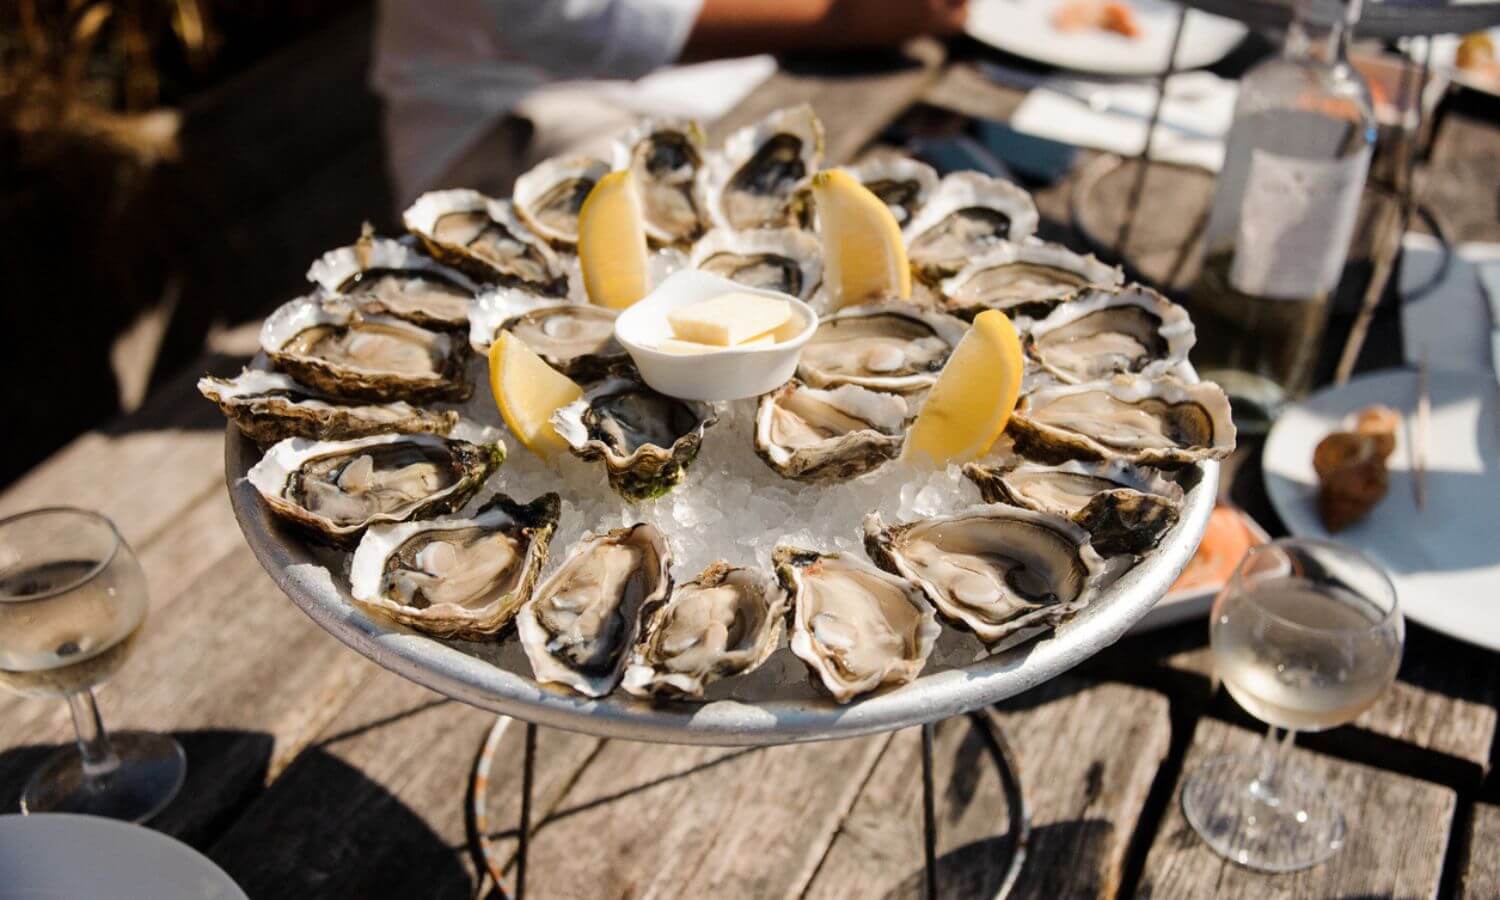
225, 399, 1217, 748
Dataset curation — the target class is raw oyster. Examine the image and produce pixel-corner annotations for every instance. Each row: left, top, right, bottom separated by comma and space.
199, 368, 457, 446
349, 492, 561, 638
246, 432, 503, 546
754, 381, 907, 482
903, 172, 1039, 284
690, 227, 822, 300
963, 458, 1185, 556
621, 561, 788, 700
796, 301, 967, 393
774, 546, 939, 703
402, 189, 567, 295
939, 242, 1122, 323
1026, 286, 1193, 383
613, 118, 708, 245
550, 373, 718, 500
1009, 375, 1237, 467
512, 155, 611, 248
307, 233, 478, 330
848, 156, 940, 226
864, 504, 1105, 643
260, 295, 471, 402
517, 523, 672, 697
496, 305, 626, 379
700, 104, 824, 231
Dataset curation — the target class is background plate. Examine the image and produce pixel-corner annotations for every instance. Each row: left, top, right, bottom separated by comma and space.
1264, 369, 1500, 650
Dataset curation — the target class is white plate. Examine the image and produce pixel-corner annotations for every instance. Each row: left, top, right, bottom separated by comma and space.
0, 813, 247, 900
1264, 369, 1500, 650
966, 0, 1248, 75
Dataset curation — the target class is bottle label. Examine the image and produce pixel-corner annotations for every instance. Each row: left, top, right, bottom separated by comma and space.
1228, 145, 1371, 301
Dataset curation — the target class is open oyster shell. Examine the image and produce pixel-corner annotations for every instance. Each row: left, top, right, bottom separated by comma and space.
517, 523, 673, 697
402, 189, 568, 296
1026, 285, 1194, 384
963, 458, 1185, 557
500, 305, 626, 380
690, 227, 822, 300
939, 241, 1122, 323
613, 118, 708, 245
307, 234, 478, 330
551, 373, 718, 501
349, 492, 561, 639
199, 368, 457, 446
796, 301, 967, 394
774, 546, 939, 703
864, 504, 1106, 643
1009, 375, 1236, 467
261, 295, 471, 403
903, 172, 1039, 284
621, 561, 788, 700
754, 381, 908, 482
699, 104, 824, 231
246, 432, 504, 547
512, 155, 611, 248
848, 156, 940, 226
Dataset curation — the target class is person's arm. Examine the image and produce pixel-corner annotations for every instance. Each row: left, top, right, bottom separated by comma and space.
682, 0, 968, 60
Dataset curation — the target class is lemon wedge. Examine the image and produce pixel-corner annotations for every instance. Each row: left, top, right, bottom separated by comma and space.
903, 309, 1024, 465
577, 170, 649, 310
811, 169, 911, 309
488, 331, 584, 459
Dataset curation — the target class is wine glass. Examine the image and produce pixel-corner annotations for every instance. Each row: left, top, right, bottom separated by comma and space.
0, 508, 186, 821
1181, 538, 1402, 871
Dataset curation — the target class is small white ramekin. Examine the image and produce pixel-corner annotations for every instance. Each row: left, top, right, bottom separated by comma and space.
613, 270, 819, 401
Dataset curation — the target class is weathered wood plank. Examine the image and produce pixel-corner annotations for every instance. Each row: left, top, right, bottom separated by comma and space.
807, 678, 1170, 899
0, 544, 375, 846
1136, 718, 1455, 898
1460, 804, 1500, 899
709, 39, 945, 164
508, 732, 891, 898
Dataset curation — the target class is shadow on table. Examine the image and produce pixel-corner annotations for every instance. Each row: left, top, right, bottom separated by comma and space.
880, 819, 1116, 900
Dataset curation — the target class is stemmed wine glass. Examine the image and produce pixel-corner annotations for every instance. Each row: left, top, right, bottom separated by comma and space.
1182, 538, 1402, 872
0, 508, 186, 821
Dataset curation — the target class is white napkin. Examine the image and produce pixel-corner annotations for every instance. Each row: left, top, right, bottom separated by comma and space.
1399, 232, 1500, 376
1009, 71, 1237, 171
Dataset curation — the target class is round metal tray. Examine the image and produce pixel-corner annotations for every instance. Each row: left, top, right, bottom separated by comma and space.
226, 425, 1216, 747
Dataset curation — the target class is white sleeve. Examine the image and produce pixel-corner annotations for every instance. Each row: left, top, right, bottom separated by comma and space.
484, 0, 705, 81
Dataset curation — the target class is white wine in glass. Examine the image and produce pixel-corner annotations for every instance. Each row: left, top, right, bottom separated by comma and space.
1182, 538, 1402, 872
0, 508, 186, 822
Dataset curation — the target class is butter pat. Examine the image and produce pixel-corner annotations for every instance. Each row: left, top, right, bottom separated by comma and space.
667, 292, 792, 347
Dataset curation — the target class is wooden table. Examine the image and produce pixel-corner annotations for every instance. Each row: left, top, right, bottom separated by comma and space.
4, 32, 1498, 900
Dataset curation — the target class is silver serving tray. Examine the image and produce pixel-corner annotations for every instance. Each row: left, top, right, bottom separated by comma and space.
226, 425, 1215, 747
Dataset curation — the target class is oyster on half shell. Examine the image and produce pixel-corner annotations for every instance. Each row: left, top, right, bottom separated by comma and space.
512, 155, 611, 248
246, 432, 503, 547
499, 305, 626, 380
199, 369, 457, 446
308, 234, 478, 330
551, 374, 718, 500
699, 104, 824, 231
864, 504, 1106, 643
1009, 375, 1236, 467
1026, 286, 1194, 384
690, 227, 822, 300
349, 492, 561, 638
775, 546, 939, 703
963, 458, 1185, 557
903, 172, 1039, 284
402, 189, 568, 295
939, 242, 1122, 324
613, 118, 708, 245
517, 523, 673, 697
796, 301, 967, 393
754, 381, 908, 482
621, 561, 789, 700
261, 295, 471, 403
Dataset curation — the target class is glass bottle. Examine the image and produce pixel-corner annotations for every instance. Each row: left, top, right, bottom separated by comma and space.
1184, 0, 1376, 433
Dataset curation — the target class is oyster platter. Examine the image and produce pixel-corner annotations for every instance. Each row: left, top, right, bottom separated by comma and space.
213, 105, 1231, 744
